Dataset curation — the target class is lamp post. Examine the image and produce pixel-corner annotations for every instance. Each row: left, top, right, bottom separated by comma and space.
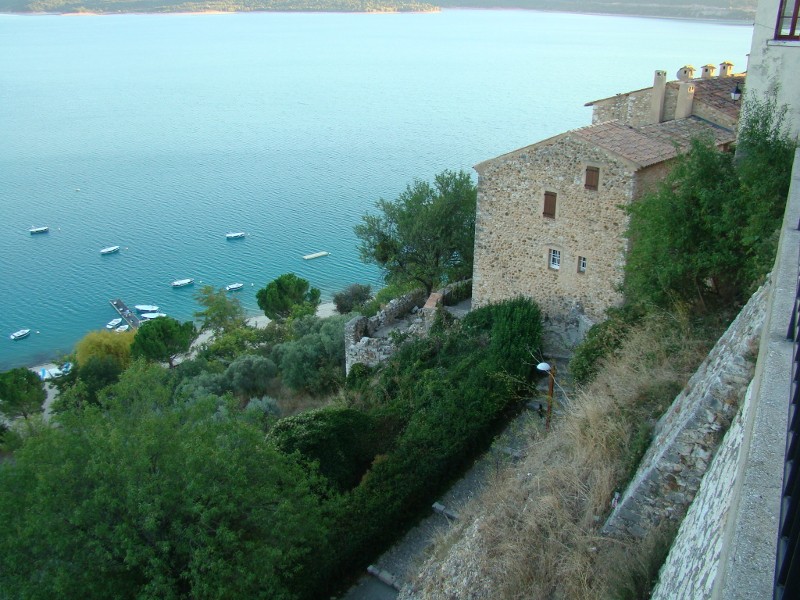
537, 361, 556, 432
731, 83, 742, 101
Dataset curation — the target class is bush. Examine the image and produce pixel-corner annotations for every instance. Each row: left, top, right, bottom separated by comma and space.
333, 284, 372, 314
569, 306, 643, 385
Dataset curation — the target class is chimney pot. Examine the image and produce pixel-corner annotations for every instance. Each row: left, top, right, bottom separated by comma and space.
676, 65, 696, 81
718, 61, 734, 77
701, 64, 716, 79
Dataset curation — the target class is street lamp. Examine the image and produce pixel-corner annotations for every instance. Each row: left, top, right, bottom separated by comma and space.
537, 361, 556, 432
730, 83, 742, 101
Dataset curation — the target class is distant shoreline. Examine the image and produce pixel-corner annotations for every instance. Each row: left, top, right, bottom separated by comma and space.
0, 7, 752, 23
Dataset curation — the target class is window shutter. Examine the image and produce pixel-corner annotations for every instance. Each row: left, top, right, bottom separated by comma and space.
543, 192, 557, 218
585, 167, 600, 190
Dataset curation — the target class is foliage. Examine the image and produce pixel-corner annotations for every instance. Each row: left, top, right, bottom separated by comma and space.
625, 94, 797, 309
270, 407, 387, 492
74, 329, 135, 370
256, 273, 321, 321
354, 169, 477, 295
224, 353, 278, 401
332, 283, 372, 314
75, 354, 123, 404
198, 321, 287, 363
569, 305, 643, 385
194, 284, 246, 333
130, 316, 196, 368
0, 367, 45, 421
271, 315, 349, 395
359, 281, 421, 317
0, 363, 331, 600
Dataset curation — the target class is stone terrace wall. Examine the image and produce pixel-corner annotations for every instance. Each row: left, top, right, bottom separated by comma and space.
590, 87, 653, 127
603, 282, 767, 538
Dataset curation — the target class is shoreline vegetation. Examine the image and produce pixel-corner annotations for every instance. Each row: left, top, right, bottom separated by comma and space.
0, 0, 756, 21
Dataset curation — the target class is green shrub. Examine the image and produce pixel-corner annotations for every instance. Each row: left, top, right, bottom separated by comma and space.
569, 306, 643, 385
333, 283, 373, 314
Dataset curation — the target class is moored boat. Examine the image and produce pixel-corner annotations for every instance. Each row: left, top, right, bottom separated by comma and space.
171, 278, 194, 288
134, 305, 159, 313
115, 324, 130, 333
9, 328, 31, 340
140, 312, 167, 320
29, 226, 49, 234
100, 245, 120, 255
225, 232, 246, 239
106, 318, 123, 329
302, 251, 330, 260
225, 283, 244, 292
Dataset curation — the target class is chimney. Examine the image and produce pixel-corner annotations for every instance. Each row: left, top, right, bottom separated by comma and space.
675, 82, 695, 119
676, 65, 696, 81
701, 64, 716, 78
650, 70, 667, 124
719, 61, 734, 77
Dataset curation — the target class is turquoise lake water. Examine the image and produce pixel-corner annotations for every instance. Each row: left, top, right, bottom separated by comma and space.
0, 10, 752, 370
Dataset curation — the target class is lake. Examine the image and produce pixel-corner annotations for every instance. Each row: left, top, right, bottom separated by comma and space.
0, 9, 751, 370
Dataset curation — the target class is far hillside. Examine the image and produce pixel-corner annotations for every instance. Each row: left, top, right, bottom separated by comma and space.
0, 0, 756, 19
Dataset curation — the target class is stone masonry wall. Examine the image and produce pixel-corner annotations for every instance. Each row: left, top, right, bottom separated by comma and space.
649, 379, 755, 600
344, 289, 426, 375
602, 282, 766, 538
472, 134, 637, 327
591, 88, 654, 127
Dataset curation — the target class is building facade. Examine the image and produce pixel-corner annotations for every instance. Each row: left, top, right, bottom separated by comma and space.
745, 0, 800, 138
472, 65, 743, 350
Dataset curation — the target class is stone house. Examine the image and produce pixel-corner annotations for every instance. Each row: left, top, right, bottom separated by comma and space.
471, 64, 745, 351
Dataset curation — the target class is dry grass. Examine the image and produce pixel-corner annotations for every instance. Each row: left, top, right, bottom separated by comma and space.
407, 312, 715, 600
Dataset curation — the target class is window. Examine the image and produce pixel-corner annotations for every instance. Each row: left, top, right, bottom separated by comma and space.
543, 192, 557, 219
578, 256, 587, 273
549, 249, 561, 270
776, 0, 800, 39
585, 166, 600, 191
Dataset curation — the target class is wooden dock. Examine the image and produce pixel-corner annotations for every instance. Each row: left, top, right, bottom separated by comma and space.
109, 299, 141, 330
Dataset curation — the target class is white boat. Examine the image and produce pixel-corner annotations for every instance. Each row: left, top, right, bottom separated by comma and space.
100, 245, 120, 255
140, 312, 167, 320
225, 232, 246, 239
29, 226, 49, 234
106, 318, 123, 329
171, 278, 194, 288
302, 251, 330, 260
9, 329, 31, 340
134, 305, 159, 313
115, 324, 130, 333
225, 283, 244, 292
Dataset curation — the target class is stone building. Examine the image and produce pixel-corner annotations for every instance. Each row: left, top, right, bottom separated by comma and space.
745, 0, 800, 138
472, 64, 745, 351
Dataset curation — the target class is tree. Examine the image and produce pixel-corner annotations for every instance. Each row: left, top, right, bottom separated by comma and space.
194, 284, 246, 333
0, 367, 45, 422
0, 364, 332, 599
75, 329, 135, 370
354, 169, 477, 296
332, 283, 372, 314
130, 317, 196, 368
224, 354, 278, 402
256, 273, 321, 321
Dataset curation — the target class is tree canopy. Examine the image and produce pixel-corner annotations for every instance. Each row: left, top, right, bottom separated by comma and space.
130, 317, 196, 368
354, 169, 477, 296
0, 367, 45, 422
75, 329, 135, 370
256, 273, 321, 321
0, 364, 331, 599
194, 284, 246, 333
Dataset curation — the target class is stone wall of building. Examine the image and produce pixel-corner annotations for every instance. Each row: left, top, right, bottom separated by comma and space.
472, 134, 638, 326
590, 88, 653, 126
602, 282, 766, 538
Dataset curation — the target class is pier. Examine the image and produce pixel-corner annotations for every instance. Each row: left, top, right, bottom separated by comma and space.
109, 299, 141, 330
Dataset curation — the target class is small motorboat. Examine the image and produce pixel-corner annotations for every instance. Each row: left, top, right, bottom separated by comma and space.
302, 251, 330, 260
225, 283, 244, 292
134, 305, 159, 313
106, 318, 123, 329
9, 328, 31, 340
100, 245, 120, 255
225, 232, 246, 240
140, 312, 167, 320
29, 226, 49, 234
171, 278, 194, 288
115, 324, 130, 333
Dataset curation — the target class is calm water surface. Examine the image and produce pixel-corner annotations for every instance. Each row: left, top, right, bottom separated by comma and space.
0, 10, 751, 370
